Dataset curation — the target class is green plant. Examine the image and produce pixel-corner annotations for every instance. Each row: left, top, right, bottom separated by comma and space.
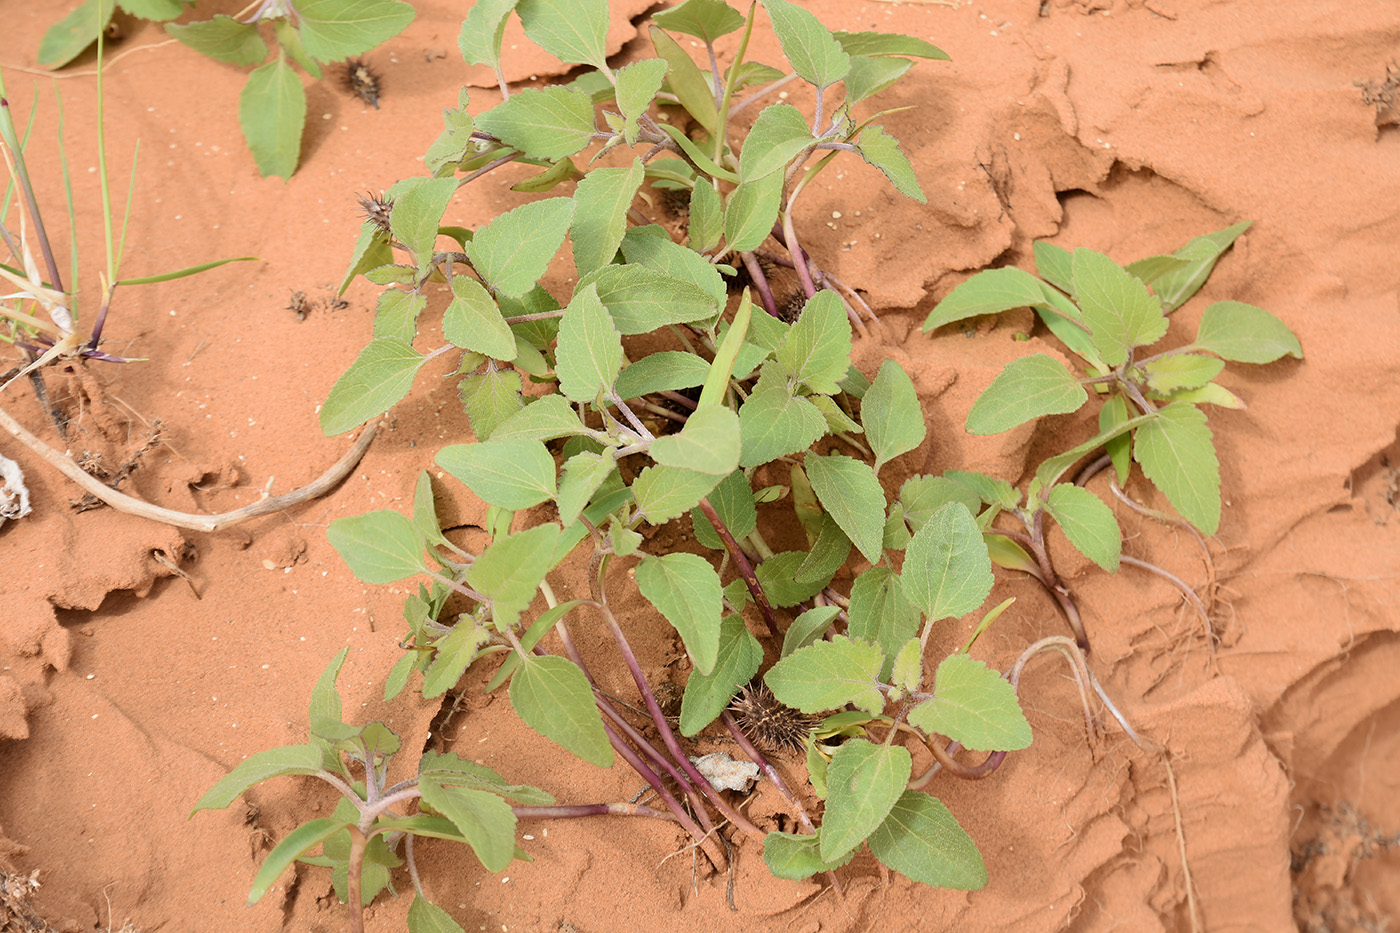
38, 0, 415, 179
1, 28, 253, 407
230, 0, 1144, 921
921, 225, 1302, 648
192, 648, 641, 933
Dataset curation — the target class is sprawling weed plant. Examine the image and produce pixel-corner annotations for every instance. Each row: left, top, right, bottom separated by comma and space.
197, 1, 1297, 930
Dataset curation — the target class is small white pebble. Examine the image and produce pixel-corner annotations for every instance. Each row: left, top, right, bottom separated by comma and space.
691, 753, 759, 792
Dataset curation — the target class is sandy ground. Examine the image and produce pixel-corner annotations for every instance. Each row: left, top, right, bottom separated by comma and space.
2, 0, 1399, 931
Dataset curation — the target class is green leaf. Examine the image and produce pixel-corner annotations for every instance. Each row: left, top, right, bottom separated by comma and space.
653, 0, 746, 41
191, 744, 326, 814
408, 896, 468, 933
615, 351, 710, 399
763, 830, 856, 880
680, 615, 763, 735
167, 16, 268, 65
320, 336, 422, 434
1132, 401, 1221, 535
466, 524, 561, 629
418, 751, 554, 805
1171, 382, 1246, 409
1140, 354, 1225, 394
901, 503, 993, 621
844, 56, 913, 105
475, 86, 597, 161
636, 553, 724, 675
443, 275, 515, 360
867, 791, 987, 890
883, 504, 911, 550
458, 0, 519, 69
782, 605, 840, 658
765, 636, 886, 715
248, 819, 352, 905
390, 176, 459, 269
775, 290, 852, 394
832, 31, 949, 60
459, 368, 524, 441
328, 510, 426, 583
556, 284, 623, 402
900, 475, 981, 533
372, 289, 426, 343
757, 550, 832, 606
239, 57, 306, 179
1193, 301, 1302, 363
294, 0, 415, 62
619, 229, 726, 318
307, 647, 349, 743
418, 778, 517, 872
554, 452, 615, 526
862, 359, 926, 475
384, 652, 417, 701
761, 0, 850, 89
890, 637, 922, 693
944, 470, 1021, 512
615, 60, 669, 145
740, 104, 814, 182
517, 0, 608, 70
467, 197, 575, 299
847, 568, 920, 679
965, 353, 1087, 435
578, 264, 717, 334
690, 470, 757, 550
650, 405, 741, 476
1071, 248, 1167, 366
820, 738, 911, 861
795, 513, 852, 584
484, 601, 586, 693
688, 182, 723, 253
812, 394, 860, 434
273, 18, 321, 79
805, 453, 885, 564
1128, 220, 1250, 312
907, 653, 1031, 751
437, 438, 557, 510
422, 622, 492, 698
739, 388, 827, 467
985, 533, 1038, 574
632, 465, 723, 524
1099, 394, 1132, 486
1033, 240, 1073, 293
922, 266, 1053, 332
510, 655, 613, 767
339, 222, 393, 294
571, 160, 644, 278
723, 172, 783, 253
509, 157, 581, 193
649, 26, 719, 135
855, 125, 925, 202
1044, 484, 1120, 572
38, 0, 114, 68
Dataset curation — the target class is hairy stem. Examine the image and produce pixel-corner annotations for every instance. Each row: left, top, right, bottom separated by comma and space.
347, 826, 367, 933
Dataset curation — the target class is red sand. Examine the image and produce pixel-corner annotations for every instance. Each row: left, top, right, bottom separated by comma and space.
2, 1, 1399, 931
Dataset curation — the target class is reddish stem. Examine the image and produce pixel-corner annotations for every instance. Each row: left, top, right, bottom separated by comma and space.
697, 497, 782, 640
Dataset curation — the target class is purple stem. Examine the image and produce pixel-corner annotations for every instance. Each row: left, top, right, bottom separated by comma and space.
697, 497, 782, 641
593, 599, 764, 838
512, 803, 675, 821
738, 251, 780, 318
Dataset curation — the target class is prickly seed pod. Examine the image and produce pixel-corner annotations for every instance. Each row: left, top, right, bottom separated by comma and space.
345, 57, 383, 108
728, 682, 817, 754
356, 192, 393, 234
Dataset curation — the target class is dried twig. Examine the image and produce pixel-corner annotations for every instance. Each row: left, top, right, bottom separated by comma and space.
0, 406, 380, 532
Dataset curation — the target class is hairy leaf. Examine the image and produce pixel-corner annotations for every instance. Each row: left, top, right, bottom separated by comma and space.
901, 503, 993, 621
320, 336, 425, 435
965, 353, 1086, 435
820, 738, 911, 861
908, 653, 1031, 751
765, 636, 886, 714
467, 197, 575, 298
867, 791, 987, 889
510, 655, 613, 767
1194, 301, 1302, 363
1132, 401, 1221, 535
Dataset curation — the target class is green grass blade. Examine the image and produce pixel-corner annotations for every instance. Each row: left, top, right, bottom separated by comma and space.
115, 255, 260, 286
